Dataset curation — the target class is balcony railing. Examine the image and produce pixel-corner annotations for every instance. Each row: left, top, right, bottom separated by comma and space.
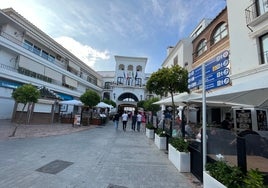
245, 0, 268, 24
0, 31, 100, 88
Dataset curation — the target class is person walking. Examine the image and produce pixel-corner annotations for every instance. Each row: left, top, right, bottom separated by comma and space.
122, 111, 128, 131
136, 112, 142, 132
113, 112, 120, 130
131, 112, 137, 131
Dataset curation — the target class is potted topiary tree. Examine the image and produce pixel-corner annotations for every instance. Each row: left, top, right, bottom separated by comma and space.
168, 137, 190, 172
154, 128, 166, 150
145, 123, 155, 139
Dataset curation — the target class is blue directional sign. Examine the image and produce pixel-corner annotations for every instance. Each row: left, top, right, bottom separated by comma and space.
206, 77, 230, 90
206, 68, 229, 83
188, 50, 230, 90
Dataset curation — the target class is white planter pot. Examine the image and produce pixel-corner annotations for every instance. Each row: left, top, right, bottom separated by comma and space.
168, 144, 190, 172
154, 133, 166, 150
203, 171, 227, 188
146, 128, 154, 139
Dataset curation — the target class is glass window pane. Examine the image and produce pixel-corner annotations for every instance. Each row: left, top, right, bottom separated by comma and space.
257, 0, 268, 15
261, 34, 268, 64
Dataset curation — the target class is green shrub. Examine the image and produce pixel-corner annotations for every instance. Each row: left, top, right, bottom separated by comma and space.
206, 161, 266, 188
155, 128, 166, 137
206, 161, 243, 188
243, 169, 265, 188
146, 123, 154, 130
170, 137, 189, 152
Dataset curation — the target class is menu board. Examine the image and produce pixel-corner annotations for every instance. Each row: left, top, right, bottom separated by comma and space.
235, 110, 252, 130
257, 110, 268, 131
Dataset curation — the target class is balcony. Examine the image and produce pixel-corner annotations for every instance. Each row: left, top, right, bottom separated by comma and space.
245, 1, 268, 27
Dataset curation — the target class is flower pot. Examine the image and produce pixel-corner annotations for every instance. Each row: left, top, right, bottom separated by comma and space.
168, 144, 190, 172
146, 128, 154, 139
203, 171, 227, 188
154, 133, 166, 150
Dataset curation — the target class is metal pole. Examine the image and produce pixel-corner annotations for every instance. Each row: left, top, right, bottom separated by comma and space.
202, 63, 207, 171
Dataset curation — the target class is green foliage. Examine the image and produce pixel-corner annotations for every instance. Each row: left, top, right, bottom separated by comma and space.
12, 84, 40, 104
206, 161, 243, 187
206, 161, 267, 188
243, 169, 265, 188
155, 128, 166, 137
146, 65, 189, 128
146, 123, 155, 130
143, 97, 161, 115
102, 98, 116, 107
80, 89, 100, 107
170, 137, 189, 152
137, 100, 145, 109
146, 65, 189, 97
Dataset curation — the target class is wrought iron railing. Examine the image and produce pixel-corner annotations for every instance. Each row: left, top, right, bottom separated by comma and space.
245, 0, 268, 24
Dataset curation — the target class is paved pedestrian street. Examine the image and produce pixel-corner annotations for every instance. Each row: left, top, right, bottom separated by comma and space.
0, 121, 201, 188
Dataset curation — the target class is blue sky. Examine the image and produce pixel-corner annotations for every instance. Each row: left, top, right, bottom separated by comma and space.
0, 0, 226, 73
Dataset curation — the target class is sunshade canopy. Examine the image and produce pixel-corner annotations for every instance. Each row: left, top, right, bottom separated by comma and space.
199, 78, 268, 107
59, 99, 84, 106
96, 102, 111, 108
153, 92, 201, 106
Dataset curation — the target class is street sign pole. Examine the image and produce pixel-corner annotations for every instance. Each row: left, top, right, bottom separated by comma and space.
202, 63, 207, 173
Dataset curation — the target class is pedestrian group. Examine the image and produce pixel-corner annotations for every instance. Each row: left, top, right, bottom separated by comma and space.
113, 111, 144, 132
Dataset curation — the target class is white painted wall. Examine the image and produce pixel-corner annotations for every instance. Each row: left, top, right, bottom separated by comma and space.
0, 87, 15, 119
227, 0, 261, 76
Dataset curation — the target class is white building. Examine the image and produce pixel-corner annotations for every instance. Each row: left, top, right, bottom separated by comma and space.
218, 0, 268, 135
0, 8, 103, 120
0, 7, 154, 121
98, 55, 153, 113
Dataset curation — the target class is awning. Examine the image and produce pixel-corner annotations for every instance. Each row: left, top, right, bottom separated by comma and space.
59, 99, 83, 106
195, 76, 268, 107
153, 92, 201, 106
65, 76, 78, 88
44, 67, 62, 82
19, 55, 44, 74
96, 102, 111, 108
153, 91, 251, 107
69, 61, 80, 72
56, 93, 73, 100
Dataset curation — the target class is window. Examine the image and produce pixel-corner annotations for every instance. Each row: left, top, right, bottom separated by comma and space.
48, 54, 55, 63
136, 65, 142, 72
41, 50, 49, 60
211, 22, 228, 45
23, 40, 33, 51
104, 82, 111, 89
33, 45, 41, 55
119, 64, 124, 70
256, 0, 268, 16
260, 33, 268, 64
196, 39, 207, 56
173, 56, 178, 65
87, 75, 97, 85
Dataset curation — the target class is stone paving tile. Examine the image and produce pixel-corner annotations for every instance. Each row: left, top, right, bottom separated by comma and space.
0, 119, 203, 188
0, 119, 95, 140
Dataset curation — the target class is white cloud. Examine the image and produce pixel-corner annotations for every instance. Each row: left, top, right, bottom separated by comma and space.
54, 36, 110, 68
151, 0, 164, 17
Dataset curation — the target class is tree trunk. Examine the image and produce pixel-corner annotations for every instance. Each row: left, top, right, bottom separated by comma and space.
9, 103, 27, 137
